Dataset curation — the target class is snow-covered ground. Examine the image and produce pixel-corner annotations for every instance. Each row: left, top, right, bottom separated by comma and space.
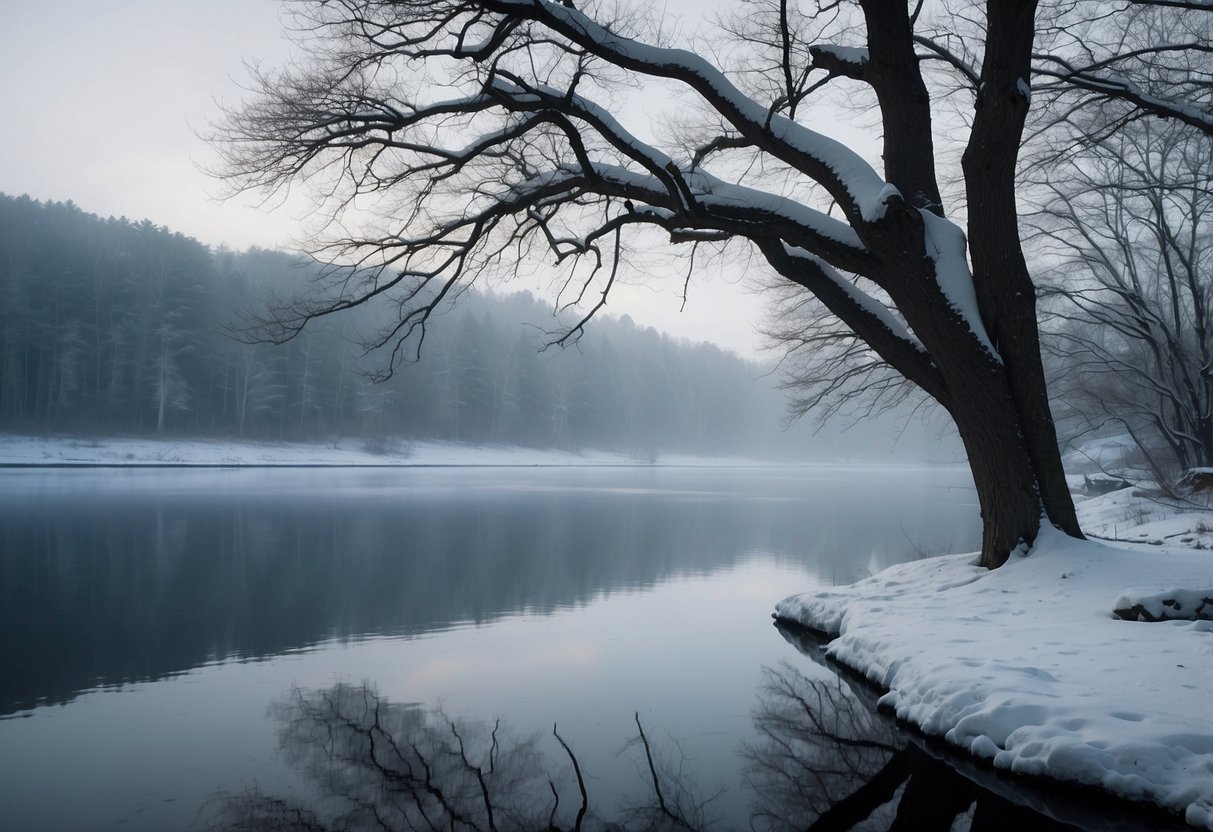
1060, 430, 1213, 544
0, 434, 755, 468
1073, 481, 1213, 549
776, 525, 1213, 828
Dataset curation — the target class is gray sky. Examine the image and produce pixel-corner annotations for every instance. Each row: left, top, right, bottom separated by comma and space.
1, 1, 294, 243
0, 0, 878, 359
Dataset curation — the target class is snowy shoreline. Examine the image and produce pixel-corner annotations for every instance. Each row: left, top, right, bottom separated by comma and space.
0, 434, 736, 468
0, 433, 956, 470
775, 527, 1213, 828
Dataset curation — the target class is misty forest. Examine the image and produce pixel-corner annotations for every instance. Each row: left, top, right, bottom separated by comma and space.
2, 1, 1212, 832
0, 193, 790, 458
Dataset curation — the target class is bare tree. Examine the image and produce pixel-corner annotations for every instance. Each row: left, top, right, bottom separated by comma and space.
214, 0, 1086, 568
912, 3, 1213, 138
1007, 3, 1213, 486
1032, 1, 1213, 140
1027, 116, 1213, 485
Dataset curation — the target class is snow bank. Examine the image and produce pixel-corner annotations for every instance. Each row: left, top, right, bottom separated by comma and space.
775, 527, 1213, 828
1074, 483, 1213, 548
0, 434, 757, 468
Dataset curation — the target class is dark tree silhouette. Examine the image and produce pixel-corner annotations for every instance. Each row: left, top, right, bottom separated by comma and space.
214, 0, 1090, 567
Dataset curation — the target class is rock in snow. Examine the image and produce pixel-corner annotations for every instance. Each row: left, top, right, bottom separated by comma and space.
1113, 588, 1213, 622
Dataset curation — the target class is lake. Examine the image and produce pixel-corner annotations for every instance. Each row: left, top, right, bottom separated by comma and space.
0, 464, 1154, 831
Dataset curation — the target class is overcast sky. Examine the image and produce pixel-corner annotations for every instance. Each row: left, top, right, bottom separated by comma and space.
0, 0, 880, 359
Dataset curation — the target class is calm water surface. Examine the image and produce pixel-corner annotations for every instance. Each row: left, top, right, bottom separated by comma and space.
0, 464, 1128, 831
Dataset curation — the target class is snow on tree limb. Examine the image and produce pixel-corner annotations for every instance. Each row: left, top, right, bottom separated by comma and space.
919, 212, 998, 360
779, 244, 923, 355
808, 43, 871, 81
764, 242, 949, 408
214, 0, 1003, 398
482, 75, 874, 270
215, 0, 924, 365
1034, 55, 1213, 136
1031, 3, 1213, 138
480, 0, 902, 222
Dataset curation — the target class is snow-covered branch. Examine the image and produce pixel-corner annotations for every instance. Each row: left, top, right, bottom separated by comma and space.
759, 241, 949, 408
1031, 3, 1213, 138
480, 0, 902, 223
215, 0, 1097, 564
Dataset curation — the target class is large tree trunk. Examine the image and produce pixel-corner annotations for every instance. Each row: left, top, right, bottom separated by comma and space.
854, 212, 1063, 568
853, 0, 1081, 567
962, 0, 1082, 541
949, 390, 1043, 568
886, 255, 1050, 569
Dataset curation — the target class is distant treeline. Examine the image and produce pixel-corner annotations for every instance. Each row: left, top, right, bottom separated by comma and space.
0, 194, 788, 456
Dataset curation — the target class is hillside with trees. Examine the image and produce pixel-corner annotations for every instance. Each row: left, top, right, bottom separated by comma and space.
0, 194, 796, 458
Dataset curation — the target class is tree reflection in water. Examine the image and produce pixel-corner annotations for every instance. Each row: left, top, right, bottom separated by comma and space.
202, 682, 707, 832
746, 662, 1082, 831
746, 663, 900, 831
204, 665, 1110, 832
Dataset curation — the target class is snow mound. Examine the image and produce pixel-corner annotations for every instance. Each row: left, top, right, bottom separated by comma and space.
775, 527, 1213, 829
1074, 485, 1213, 548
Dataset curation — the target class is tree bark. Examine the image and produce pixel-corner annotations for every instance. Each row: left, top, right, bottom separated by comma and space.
860, 0, 944, 215
949, 387, 1043, 568
963, 0, 1083, 540
892, 256, 1044, 569
849, 0, 1079, 567
851, 199, 1048, 568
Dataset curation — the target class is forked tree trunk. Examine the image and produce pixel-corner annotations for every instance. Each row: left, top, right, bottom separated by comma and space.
849, 208, 1071, 568
961, 0, 1083, 550
858, 0, 1081, 566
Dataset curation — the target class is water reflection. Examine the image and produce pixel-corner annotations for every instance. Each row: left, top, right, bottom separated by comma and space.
747, 663, 1085, 831
769, 623, 1186, 832
0, 467, 1181, 831
0, 466, 978, 716
202, 682, 712, 832
203, 665, 1137, 832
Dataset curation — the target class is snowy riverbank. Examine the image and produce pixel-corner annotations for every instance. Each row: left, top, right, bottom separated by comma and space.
775, 525, 1213, 828
1073, 480, 1213, 548
0, 434, 758, 468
